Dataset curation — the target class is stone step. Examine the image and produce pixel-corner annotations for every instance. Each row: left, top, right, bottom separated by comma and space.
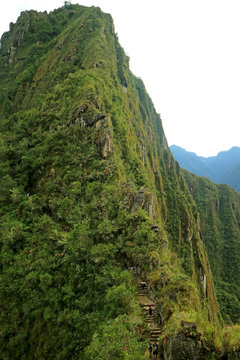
150, 334, 160, 339
150, 330, 161, 335
150, 338, 160, 344
150, 335, 160, 341
137, 280, 162, 352
149, 330, 161, 336
150, 339, 160, 343
149, 329, 161, 334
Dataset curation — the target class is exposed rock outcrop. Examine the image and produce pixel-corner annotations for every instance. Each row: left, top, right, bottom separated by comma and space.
1, 11, 48, 64
130, 187, 155, 219
68, 105, 113, 158
95, 116, 113, 159
68, 105, 107, 127
163, 332, 204, 360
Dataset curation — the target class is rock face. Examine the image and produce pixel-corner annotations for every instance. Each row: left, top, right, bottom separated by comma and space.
154, 300, 171, 324
68, 104, 107, 127
95, 116, 113, 158
130, 187, 155, 219
1, 11, 48, 64
68, 105, 113, 158
163, 333, 204, 360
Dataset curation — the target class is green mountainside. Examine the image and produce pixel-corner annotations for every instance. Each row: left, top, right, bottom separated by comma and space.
219, 164, 240, 193
183, 170, 240, 323
1, 4, 240, 359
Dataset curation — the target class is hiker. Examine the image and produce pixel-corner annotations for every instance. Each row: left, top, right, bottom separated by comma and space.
153, 342, 158, 359
148, 343, 152, 359
140, 281, 146, 290
148, 304, 152, 316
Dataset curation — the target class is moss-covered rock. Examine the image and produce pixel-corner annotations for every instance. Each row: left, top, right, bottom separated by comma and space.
163, 332, 204, 360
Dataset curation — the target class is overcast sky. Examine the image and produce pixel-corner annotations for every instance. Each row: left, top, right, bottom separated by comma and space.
1, 0, 240, 157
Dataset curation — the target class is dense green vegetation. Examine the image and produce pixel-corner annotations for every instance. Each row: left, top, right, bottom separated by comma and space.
1, 3, 240, 359
183, 170, 240, 323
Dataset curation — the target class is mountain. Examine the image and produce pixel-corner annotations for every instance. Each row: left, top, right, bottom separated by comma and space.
207, 147, 240, 176
170, 145, 240, 192
220, 163, 240, 192
170, 145, 216, 179
1, 4, 240, 359
183, 169, 240, 323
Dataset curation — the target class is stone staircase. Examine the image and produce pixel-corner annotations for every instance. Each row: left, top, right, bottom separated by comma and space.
138, 281, 162, 358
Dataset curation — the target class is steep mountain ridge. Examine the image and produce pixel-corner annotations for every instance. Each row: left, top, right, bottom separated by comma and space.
171, 145, 240, 192
183, 170, 240, 323
0, 4, 239, 359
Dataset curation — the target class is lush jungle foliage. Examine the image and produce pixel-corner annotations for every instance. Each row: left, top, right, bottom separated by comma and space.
183, 170, 240, 323
0, 3, 240, 359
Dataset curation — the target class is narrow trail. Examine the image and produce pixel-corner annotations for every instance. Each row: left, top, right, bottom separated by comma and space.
137, 279, 162, 359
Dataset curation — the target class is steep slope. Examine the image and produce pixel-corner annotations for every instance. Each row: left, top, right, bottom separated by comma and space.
0, 4, 237, 359
183, 170, 240, 322
171, 145, 240, 192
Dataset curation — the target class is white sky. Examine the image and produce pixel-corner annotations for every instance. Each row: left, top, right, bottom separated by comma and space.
1, 0, 240, 157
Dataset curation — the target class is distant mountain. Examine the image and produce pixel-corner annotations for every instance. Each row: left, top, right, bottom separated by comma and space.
220, 163, 240, 192
170, 145, 240, 192
170, 145, 216, 180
